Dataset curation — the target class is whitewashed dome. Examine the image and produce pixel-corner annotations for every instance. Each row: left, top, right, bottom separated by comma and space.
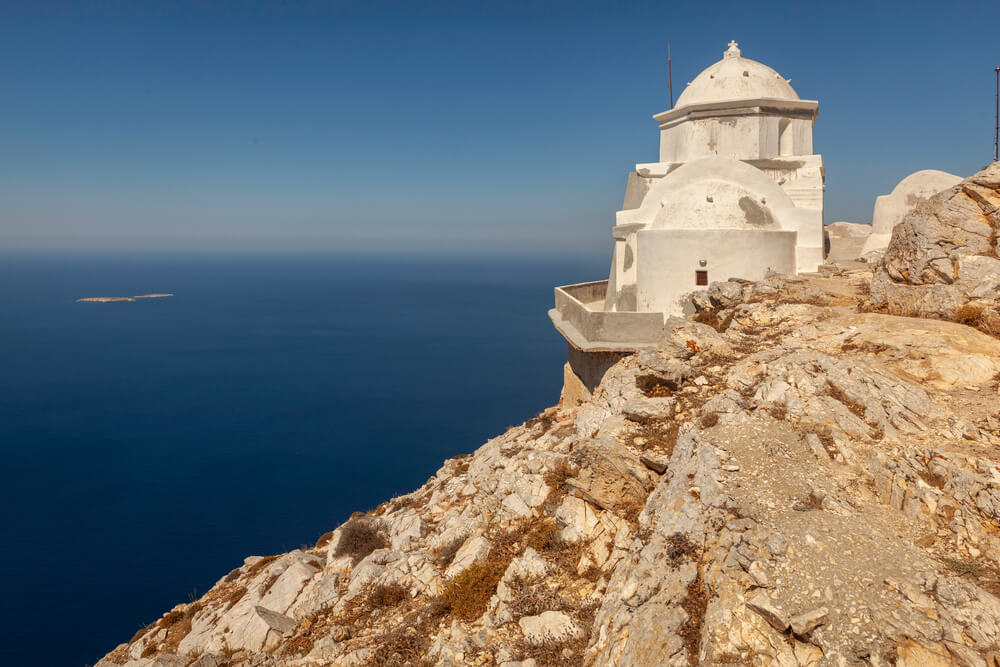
675, 41, 798, 107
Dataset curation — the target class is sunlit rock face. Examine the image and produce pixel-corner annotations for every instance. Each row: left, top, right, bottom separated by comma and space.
550, 41, 826, 366
860, 169, 964, 259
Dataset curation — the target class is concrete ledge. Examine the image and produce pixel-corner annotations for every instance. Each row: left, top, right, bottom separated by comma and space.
549, 308, 660, 352
551, 281, 665, 351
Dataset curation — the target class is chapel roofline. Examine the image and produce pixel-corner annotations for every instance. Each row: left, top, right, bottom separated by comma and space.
653, 97, 819, 127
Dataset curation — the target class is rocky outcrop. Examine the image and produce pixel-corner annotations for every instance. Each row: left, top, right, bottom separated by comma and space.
98, 270, 1000, 667
869, 162, 1000, 334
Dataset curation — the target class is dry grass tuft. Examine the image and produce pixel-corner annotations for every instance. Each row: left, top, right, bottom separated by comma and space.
150, 601, 204, 654
679, 572, 708, 666
225, 585, 247, 610
368, 582, 411, 608
334, 516, 388, 563
525, 520, 586, 571
629, 420, 680, 457
543, 458, 576, 503
361, 598, 449, 667
664, 532, 698, 568
953, 304, 985, 327
245, 555, 278, 578
443, 559, 509, 621
919, 469, 947, 490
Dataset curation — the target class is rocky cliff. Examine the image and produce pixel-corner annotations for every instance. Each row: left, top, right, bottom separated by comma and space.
99, 269, 1000, 666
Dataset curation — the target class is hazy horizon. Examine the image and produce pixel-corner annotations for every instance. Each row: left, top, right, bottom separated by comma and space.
2, 1, 998, 251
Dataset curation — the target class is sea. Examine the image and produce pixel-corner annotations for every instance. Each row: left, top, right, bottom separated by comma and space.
0, 250, 606, 666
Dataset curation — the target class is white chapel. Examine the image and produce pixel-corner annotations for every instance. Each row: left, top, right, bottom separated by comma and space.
550, 41, 826, 360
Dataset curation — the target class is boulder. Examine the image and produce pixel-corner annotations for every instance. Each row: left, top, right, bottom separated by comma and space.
869, 163, 1000, 322
860, 169, 963, 257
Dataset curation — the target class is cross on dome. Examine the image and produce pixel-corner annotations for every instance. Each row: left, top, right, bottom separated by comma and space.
724, 40, 741, 59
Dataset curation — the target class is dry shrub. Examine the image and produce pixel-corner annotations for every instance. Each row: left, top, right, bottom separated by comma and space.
630, 420, 679, 457
679, 572, 708, 666
314, 531, 335, 549
445, 453, 472, 476
543, 458, 576, 502
941, 557, 1000, 596
919, 469, 947, 490
953, 304, 984, 327
645, 383, 673, 398
441, 521, 548, 623
369, 583, 410, 608
524, 521, 561, 554
664, 532, 698, 568
443, 559, 508, 621
507, 578, 571, 618
153, 601, 204, 654
103, 644, 132, 665
524, 520, 585, 572
334, 516, 388, 563
700, 412, 719, 428
362, 598, 449, 667
841, 340, 890, 355
387, 490, 431, 514
768, 405, 788, 421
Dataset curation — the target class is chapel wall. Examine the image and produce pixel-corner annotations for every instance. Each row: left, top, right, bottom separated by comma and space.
659, 114, 814, 163
634, 228, 797, 314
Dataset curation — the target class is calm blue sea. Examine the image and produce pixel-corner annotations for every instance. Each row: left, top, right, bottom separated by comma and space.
0, 251, 604, 666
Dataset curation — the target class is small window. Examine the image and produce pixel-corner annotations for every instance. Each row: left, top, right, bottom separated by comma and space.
695, 270, 708, 286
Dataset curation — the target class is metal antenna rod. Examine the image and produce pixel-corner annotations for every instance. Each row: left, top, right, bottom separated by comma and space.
668, 43, 674, 109
994, 66, 999, 162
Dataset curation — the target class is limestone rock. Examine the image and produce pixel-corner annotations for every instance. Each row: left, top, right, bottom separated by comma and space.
566, 438, 652, 512
870, 162, 1000, 322
746, 590, 790, 632
789, 606, 828, 636
517, 611, 583, 644
444, 535, 491, 578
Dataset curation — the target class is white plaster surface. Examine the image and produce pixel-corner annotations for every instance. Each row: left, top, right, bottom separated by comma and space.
635, 229, 796, 315
675, 41, 798, 107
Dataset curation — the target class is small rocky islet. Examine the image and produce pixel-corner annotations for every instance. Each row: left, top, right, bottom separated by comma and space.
98, 165, 1000, 666
76, 294, 174, 303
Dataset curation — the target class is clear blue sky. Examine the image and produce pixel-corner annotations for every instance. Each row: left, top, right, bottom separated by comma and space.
2, 1, 998, 252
